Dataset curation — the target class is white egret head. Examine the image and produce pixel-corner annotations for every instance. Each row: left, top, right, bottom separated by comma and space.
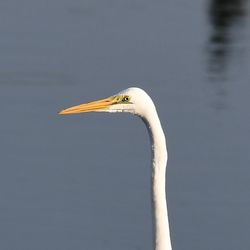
59, 87, 155, 118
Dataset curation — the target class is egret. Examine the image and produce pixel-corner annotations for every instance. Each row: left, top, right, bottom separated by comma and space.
59, 87, 172, 250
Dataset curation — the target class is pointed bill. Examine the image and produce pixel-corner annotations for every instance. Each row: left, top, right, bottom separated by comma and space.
59, 97, 115, 115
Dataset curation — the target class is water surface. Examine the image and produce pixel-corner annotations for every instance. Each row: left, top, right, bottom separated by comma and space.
0, 0, 249, 249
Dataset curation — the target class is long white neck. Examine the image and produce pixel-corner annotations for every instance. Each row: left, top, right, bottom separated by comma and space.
142, 108, 172, 250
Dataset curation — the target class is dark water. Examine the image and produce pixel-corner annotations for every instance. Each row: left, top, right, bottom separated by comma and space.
0, 1, 250, 249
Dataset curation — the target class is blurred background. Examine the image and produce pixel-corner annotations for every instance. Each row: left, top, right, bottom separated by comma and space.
0, 0, 250, 249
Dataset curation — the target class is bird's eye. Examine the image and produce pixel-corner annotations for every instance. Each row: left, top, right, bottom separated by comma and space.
122, 96, 129, 102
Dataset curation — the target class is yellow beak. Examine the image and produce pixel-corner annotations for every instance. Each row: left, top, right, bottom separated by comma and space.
59, 97, 115, 115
